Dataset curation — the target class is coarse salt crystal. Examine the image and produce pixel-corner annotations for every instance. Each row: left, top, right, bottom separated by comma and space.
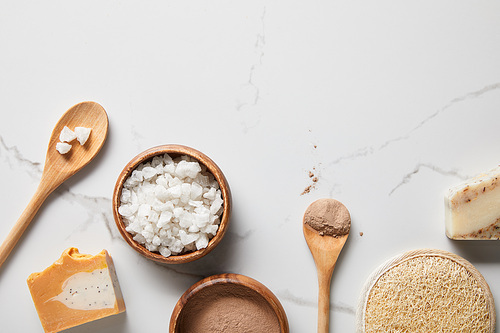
145, 243, 158, 252
59, 126, 77, 143
173, 207, 184, 218
179, 230, 199, 245
133, 233, 146, 244
142, 166, 157, 180
137, 204, 151, 218
194, 211, 210, 228
118, 204, 138, 217
180, 183, 191, 204
151, 156, 163, 167
203, 187, 217, 201
195, 233, 209, 250
188, 225, 200, 233
159, 246, 171, 257
204, 224, 219, 236
154, 186, 169, 201
120, 188, 132, 203
168, 185, 182, 199
170, 239, 184, 254
155, 175, 169, 188
164, 164, 175, 174
74, 127, 91, 145
156, 201, 174, 212
175, 160, 202, 179
143, 223, 154, 233
56, 142, 72, 154
152, 235, 162, 246
210, 196, 223, 215
158, 211, 173, 228
190, 183, 203, 200
148, 210, 159, 223
169, 177, 182, 187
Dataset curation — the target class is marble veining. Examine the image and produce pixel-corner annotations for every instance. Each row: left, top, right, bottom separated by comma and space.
2, 2, 500, 332
1, 80, 498, 326
237, 7, 266, 132
278, 289, 356, 315
0, 135, 42, 179
389, 163, 467, 196
336, 83, 500, 166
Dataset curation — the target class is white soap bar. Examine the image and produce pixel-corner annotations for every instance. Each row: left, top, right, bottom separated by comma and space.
445, 166, 500, 240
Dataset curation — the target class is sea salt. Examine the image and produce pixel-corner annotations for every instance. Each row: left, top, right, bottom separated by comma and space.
56, 126, 92, 155
118, 154, 223, 257
75, 127, 91, 145
56, 142, 72, 154
59, 126, 77, 143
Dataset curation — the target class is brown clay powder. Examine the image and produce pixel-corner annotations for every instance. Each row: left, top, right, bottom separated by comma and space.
304, 198, 351, 236
178, 283, 281, 333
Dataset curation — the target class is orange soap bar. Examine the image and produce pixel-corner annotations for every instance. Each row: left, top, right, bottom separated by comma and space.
27, 248, 126, 333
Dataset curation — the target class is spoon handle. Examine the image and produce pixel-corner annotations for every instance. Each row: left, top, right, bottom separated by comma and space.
0, 181, 52, 268
317, 268, 334, 333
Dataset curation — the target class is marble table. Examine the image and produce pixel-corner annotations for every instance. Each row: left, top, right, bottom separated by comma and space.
1, 1, 499, 332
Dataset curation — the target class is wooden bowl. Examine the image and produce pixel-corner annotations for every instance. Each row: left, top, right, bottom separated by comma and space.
169, 273, 289, 333
112, 144, 232, 264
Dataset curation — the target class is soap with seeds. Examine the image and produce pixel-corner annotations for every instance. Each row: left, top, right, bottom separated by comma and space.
27, 248, 126, 333
445, 165, 500, 239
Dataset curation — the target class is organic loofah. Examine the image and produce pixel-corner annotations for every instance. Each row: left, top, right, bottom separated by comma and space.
357, 249, 496, 333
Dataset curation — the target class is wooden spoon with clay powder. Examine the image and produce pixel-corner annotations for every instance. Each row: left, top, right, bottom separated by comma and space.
303, 198, 351, 333
0, 101, 108, 269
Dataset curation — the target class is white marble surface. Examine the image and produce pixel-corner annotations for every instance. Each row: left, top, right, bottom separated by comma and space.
1, 1, 500, 332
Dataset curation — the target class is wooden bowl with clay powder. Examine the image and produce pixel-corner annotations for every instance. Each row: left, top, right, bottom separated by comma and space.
112, 144, 232, 264
170, 273, 289, 333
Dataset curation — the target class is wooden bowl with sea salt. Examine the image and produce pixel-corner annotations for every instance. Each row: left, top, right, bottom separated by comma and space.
169, 273, 289, 333
112, 144, 231, 264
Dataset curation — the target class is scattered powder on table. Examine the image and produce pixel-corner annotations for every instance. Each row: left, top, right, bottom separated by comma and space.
301, 185, 313, 195
304, 198, 351, 237
301, 167, 319, 195
178, 283, 281, 333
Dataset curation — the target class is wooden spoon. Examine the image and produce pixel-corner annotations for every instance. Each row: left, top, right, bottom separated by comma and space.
303, 198, 351, 333
0, 101, 108, 268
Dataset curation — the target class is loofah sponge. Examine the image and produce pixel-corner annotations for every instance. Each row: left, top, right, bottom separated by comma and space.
357, 249, 496, 333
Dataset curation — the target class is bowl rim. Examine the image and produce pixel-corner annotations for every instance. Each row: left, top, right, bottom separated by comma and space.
112, 144, 232, 264
169, 273, 289, 333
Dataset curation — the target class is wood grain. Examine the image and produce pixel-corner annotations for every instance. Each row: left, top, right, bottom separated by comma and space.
303, 198, 351, 333
0, 101, 108, 269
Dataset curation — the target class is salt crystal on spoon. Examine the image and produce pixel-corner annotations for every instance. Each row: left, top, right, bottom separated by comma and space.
59, 126, 77, 143
56, 142, 72, 154
74, 127, 91, 145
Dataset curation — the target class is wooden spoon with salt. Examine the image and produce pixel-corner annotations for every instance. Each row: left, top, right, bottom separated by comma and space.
303, 198, 351, 333
0, 101, 108, 269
